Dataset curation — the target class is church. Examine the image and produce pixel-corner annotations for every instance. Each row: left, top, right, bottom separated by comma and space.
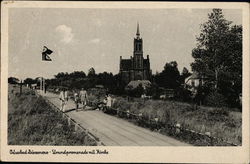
119, 23, 152, 84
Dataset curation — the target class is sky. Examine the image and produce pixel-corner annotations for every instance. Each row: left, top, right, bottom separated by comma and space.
8, 8, 242, 80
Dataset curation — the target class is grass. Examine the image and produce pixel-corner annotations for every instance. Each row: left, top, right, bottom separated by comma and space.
111, 97, 242, 145
8, 85, 97, 146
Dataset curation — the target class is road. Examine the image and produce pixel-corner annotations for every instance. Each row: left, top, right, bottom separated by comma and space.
39, 91, 190, 146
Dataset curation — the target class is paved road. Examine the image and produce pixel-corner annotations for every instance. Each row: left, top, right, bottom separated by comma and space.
39, 91, 190, 146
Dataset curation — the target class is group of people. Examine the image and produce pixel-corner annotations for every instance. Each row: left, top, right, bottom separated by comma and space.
97, 94, 114, 112
58, 87, 114, 113
59, 88, 88, 112
73, 88, 88, 112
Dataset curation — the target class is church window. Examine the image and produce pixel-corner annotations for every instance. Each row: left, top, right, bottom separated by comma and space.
139, 44, 141, 51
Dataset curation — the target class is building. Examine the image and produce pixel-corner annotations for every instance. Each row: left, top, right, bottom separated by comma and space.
119, 23, 152, 84
185, 72, 208, 91
125, 80, 152, 90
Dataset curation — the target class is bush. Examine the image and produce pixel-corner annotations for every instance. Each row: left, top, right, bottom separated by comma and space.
207, 108, 229, 122
110, 95, 241, 145
8, 88, 97, 146
175, 87, 192, 102
125, 84, 144, 97
204, 91, 227, 107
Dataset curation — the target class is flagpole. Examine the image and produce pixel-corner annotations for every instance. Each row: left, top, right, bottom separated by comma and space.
41, 45, 53, 95
43, 77, 46, 94
40, 77, 42, 93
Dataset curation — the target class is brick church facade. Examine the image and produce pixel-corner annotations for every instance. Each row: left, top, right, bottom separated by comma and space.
119, 24, 152, 84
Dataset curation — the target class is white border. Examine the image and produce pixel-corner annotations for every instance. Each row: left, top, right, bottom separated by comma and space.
1, 1, 249, 163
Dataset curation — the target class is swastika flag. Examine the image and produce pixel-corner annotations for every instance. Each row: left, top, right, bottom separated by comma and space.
42, 46, 53, 61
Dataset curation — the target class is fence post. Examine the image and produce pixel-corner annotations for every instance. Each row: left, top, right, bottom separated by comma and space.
175, 123, 181, 135
205, 132, 212, 145
126, 110, 130, 118
75, 124, 79, 131
68, 117, 71, 126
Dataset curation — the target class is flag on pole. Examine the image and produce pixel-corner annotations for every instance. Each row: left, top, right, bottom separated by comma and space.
42, 46, 53, 61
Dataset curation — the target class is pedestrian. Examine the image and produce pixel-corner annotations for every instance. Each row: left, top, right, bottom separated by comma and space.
106, 94, 112, 112
102, 95, 108, 112
79, 88, 88, 109
74, 90, 80, 112
59, 88, 66, 112
65, 88, 69, 102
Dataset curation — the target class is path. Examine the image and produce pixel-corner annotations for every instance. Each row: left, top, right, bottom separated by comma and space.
39, 91, 190, 146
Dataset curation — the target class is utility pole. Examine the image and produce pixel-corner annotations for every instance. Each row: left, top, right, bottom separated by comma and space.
43, 78, 46, 94
40, 77, 42, 93
20, 80, 22, 95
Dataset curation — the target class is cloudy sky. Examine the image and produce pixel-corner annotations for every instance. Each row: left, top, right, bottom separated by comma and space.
8, 8, 242, 79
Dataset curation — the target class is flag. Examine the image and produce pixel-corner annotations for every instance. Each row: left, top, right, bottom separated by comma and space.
42, 46, 53, 61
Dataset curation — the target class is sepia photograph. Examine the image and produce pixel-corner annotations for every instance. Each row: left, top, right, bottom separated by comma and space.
1, 1, 249, 163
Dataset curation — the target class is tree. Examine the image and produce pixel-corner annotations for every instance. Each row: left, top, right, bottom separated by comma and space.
88, 67, 96, 77
191, 9, 232, 79
24, 78, 36, 87
126, 83, 144, 97
180, 67, 192, 84
54, 72, 67, 79
155, 61, 181, 89
191, 9, 242, 107
8, 77, 19, 84
69, 71, 86, 79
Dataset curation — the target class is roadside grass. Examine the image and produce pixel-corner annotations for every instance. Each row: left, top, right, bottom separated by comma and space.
8, 85, 97, 146
112, 97, 241, 145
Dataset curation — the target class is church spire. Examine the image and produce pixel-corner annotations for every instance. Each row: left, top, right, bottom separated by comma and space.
136, 22, 140, 38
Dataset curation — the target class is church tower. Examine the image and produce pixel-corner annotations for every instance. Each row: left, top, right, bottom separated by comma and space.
133, 23, 143, 70
119, 23, 152, 84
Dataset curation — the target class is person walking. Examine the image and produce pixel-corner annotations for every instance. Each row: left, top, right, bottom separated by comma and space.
74, 90, 80, 112
107, 94, 112, 108
79, 88, 88, 110
101, 95, 108, 112
105, 94, 113, 113
59, 88, 66, 112
65, 88, 69, 104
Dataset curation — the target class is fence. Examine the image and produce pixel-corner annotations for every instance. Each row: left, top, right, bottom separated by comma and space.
88, 100, 238, 146
35, 89, 238, 146
35, 90, 105, 146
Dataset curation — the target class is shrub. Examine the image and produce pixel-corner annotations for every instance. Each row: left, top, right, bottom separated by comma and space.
110, 95, 241, 145
8, 88, 97, 146
204, 91, 227, 107
125, 84, 144, 97
207, 108, 229, 122
175, 87, 192, 102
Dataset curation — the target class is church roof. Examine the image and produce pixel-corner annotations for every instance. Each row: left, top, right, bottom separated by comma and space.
120, 59, 132, 70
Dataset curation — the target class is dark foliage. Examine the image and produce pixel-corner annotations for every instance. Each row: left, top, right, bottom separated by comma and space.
8, 88, 97, 146
8, 77, 19, 84
154, 61, 181, 89
191, 9, 242, 108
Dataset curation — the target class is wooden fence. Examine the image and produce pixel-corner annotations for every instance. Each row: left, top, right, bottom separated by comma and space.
35, 91, 105, 146
88, 100, 238, 146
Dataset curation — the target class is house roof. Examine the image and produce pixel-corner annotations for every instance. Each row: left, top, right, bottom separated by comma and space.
95, 85, 104, 88
126, 80, 151, 89
185, 72, 209, 84
188, 72, 200, 79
